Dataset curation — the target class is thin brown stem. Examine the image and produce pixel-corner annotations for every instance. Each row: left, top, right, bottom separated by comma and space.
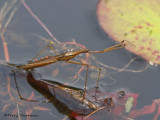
21, 0, 60, 44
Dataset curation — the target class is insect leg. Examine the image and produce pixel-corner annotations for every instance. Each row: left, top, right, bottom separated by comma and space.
66, 60, 101, 101
48, 44, 59, 55
31, 44, 59, 61
89, 40, 126, 54
13, 72, 46, 102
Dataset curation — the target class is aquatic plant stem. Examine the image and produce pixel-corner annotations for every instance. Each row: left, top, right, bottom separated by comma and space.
21, 0, 60, 44
1, 35, 10, 62
7, 76, 14, 100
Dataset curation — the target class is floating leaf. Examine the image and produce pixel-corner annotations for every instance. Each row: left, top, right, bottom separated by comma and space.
125, 97, 134, 113
97, 0, 160, 64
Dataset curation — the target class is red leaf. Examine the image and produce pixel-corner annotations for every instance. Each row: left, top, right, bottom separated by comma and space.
153, 104, 160, 120
129, 101, 156, 118
33, 106, 50, 111
28, 92, 34, 99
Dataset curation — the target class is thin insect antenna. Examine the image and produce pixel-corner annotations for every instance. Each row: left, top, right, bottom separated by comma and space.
85, 106, 106, 119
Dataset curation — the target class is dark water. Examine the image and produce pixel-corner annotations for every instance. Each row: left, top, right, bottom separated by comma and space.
0, 0, 160, 120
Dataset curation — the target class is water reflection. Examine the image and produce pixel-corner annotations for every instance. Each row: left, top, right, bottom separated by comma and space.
1, 0, 160, 120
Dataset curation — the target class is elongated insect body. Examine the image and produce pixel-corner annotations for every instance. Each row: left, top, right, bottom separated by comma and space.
17, 58, 58, 70
16, 48, 89, 70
